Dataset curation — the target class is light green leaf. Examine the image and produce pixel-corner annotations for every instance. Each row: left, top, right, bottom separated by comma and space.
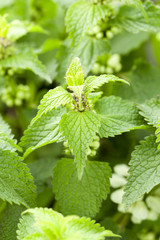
0, 204, 25, 240
122, 0, 147, 19
33, 87, 72, 122
66, 57, 84, 86
0, 132, 22, 152
17, 208, 116, 240
116, 2, 160, 34
123, 135, 160, 208
53, 158, 111, 217
0, 115, 22, 152
138, 98, 160, 127
28, 158, 58, 193
110, 31, 149, 55
60, 111, 101, 179
6, 20, 44, 41
54, 0, 79, 8
0, 149, 36, 208
95, 96, 145, 138
114, 62, 160, 103
77, 36, 110, 74
0, 52, 51, 83
138, 98, 160, 149
19, 108, 65, 158
0, 114, 14, 140
57, 37, 110, 84
66, 1, 109, 44
84, 75, 128, 97
39, 38, 62, 54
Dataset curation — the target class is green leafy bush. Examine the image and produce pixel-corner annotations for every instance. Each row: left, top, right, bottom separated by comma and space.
0, 0, 160, 239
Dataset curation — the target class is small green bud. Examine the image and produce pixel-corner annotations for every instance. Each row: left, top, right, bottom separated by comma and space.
106, 30, 114, 39
14, 98, 22, 106
92, 63, 100, 75
105, 67, 113, 74
96, 32, 103, 39
90, 141, 100, 149
99, 65, 106, 73
6, 99, 14, 107
93, 25, 101, 34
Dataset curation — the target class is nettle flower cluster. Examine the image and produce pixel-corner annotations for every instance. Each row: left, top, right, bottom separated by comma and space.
91, 53, 122, 75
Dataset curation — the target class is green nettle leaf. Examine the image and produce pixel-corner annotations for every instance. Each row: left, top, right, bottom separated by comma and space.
0, 204, 25, 240
17, 208, 117, 240
123, 135, 160, 208
66, 1, 109, 44
0, 52, 51, 83
95, 96, 145, 138
84, 75, 128, 97
60, 111, 101, 179
138, 98, 160, 127
138, 98, 160, 149
122, 0, 147, 19
53, 158, 111, 217
0, 149, 36, 208
110, 31, 149, 55
116, 1, 160, 34
28, 158, 58, 193
66, 57, 84, 86
114, 62, 160, 103
0, 115, 15, 139
0, 115, 22, 152
19, 108, 65, 158
0, 132, 22, 152
6, 21, 44, 42
76, 36, 110, 75
33, 87, 73, 121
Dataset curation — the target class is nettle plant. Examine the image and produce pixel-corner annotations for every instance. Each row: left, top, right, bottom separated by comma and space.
19, 57, 145, 216
0, 59, 160, 239
1, 0, 160, 238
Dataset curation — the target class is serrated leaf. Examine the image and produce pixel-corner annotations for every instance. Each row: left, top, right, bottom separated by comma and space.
114, 62, 160, 103
66, 57, 84, 86
95, 96, 145, 138
123, 135, 160, 208
0, 132, 22, 152
84, 75, 128, 97
122, 0, 147, 19
53, 158, 111, 217
138, 98, 160, 149
0, 115, 22, 152
0, 204, 25, 240
0, 115, 14, 140
66, 1, 109, 45
0, 52, 51, 83
0, 149, 36, 208
19, 108, 65, 158
77, 36, 110, 75
60, 111, 101, 179
33, 87, 72, 122
116, 2, 160, 34
138, 98, 160, 127
17, 208, 116, 240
